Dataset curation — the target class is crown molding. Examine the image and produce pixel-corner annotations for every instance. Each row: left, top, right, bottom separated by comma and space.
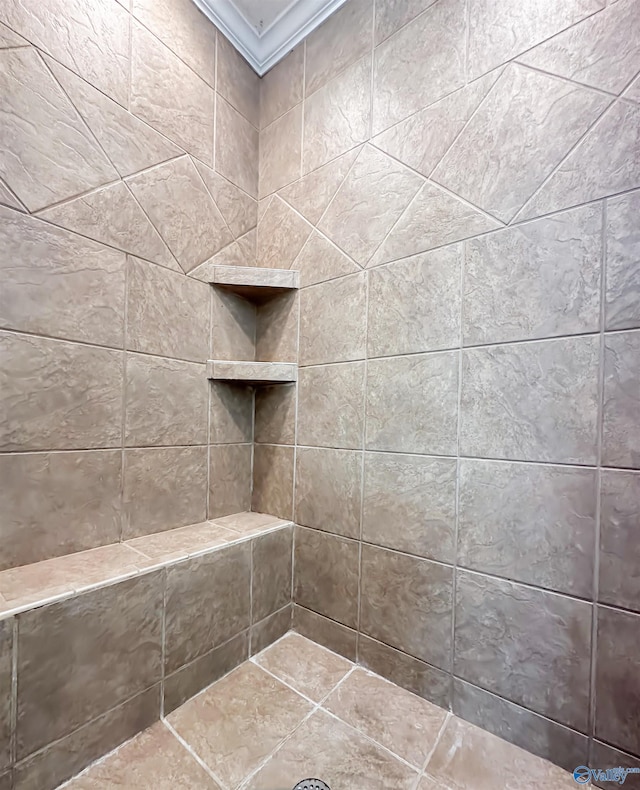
192, 0, 348, 75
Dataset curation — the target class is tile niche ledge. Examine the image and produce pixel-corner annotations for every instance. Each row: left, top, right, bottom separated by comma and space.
207, 359, 298, 384
0, 512, 291, 620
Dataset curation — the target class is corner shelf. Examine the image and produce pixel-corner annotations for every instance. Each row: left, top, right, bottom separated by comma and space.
210, 265, 299, 303
207, 360, 297, 385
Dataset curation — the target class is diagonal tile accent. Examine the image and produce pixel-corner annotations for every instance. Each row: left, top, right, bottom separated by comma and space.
0, 21, 27, 48
278, 147, 361, 225
0, 180, 25, 212
38, 182, 179, 270
127, 157, 233, 274
432, 64, 610, 222
518, 100, 640, 220
293, 230, 360, 287
372, 70, 502, 178
517, 0, 640, 95
46, 57, 181, 179
194, 161, 257, 238
237, 228, 257, 264
625, 73, 640, 103
0, 48, 117, 213
188, 241, 251, 282
318, 146, 424, 266
370, 182, 502, 266
257, 196, 313, 269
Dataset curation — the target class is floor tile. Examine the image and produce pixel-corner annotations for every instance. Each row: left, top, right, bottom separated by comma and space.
253, 633, 353, 702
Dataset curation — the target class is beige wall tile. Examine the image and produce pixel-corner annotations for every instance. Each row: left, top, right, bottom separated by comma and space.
375, 0, 438, 44
211, 288, 257, 362
257, 197, 312, 269
195, 161, 257, 238
292, 604, 357, 661
255, 385, 296, 445
255, 291, 299, 363
0, 619, 11, 772
217, 34, 259, 127
216, 97, 259, 197
210, 382, 253, 444
259, 105, 302, 198
252, 528, 293, 622
294, 231, 360, 287
602, 330, 640, 469
209, 443, 252, 517
251, 605, 292, 656
251, 444, 295, 520
606, 190, 640, 331
600, 470, 640, 612
260, 47, 303, 129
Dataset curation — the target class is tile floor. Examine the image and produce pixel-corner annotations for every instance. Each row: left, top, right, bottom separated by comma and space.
61, 632, 579, 789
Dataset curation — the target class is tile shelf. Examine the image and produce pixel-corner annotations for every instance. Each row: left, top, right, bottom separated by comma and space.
207, 360, 297, 384
209, 265, 299, 303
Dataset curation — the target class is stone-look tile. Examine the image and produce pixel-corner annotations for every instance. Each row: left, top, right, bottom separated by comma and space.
303, 56, 371, 173
0, 207, 125, 347
251, 606, 292, 656
0, 180, 25, 212
467, 0, 603, 80
602, 331, 640, 469
217, 34, 259, 128
366, 352, 459, 455
293, 605, 358, 661
590, 742, 640, 790
255, 291, 299, 363
124, 354, 207, 447
260, 47, 303, 129
0, 451, 122, 571
127, 157, 232, 274
125, 521, 229, 562
458, 460, 597, 597
252, 528, 293, 623
464, 205, 602, 345
46, 57, 181, 178
255, 632, 352, 701
164, 542, 250, 673
257, 196, 313, 269
0, 20, 27, 47
0, 619, 11, 772
427, 715, 579, 790
368, 246, 462, 357
294, 527, 359, 628
518, 0, 640, 95
127, 257, 209, 362
305, 0, 373, 96
164, 632, 248, 714
1, 0, 130, 106
212, 511, 288, 536
252, 444, 295, 521
460, 336, 600, 464
297, 362, 365, 449
295, 447, 362, 540
259, 105, 302, 198
454, 571, 592, 730
294, 231, 360, 287
210, 383, 253, 444
360, 545, 452, 669
453, 679, 589, 773
16, 573, 163, 759
122, 447, 207, 539
375, 0, 438, 44
0, 332, 123, 452
319, 146, 423, 265
325, 667, 448, 768
625, 73, 640, 103
0, 48, 117, 213
372, 71, 500, 178
216, 97, 259, 198
279, 147, 360, 225
194, 162, 257, 238
39, 183, 177, 270
519, 101, 640, 220
432, 64, 609, 223
372, 182, 502, 266
606, 191, 640, 331
246, 709, 418, 790
64, 722, 221, 790
372, 0, 466, 135
600, 470, 640, 612
211, 288, 256, 362
167, 663, 312, 788
362, 453, 456, 563
209, 444, 252, 517
131, 0, 217, 86
595, 606, 640, 757
14, 686, 160, 790
299, 273, 366, 365
131, 23, 213, 165
255, 385, 296, 445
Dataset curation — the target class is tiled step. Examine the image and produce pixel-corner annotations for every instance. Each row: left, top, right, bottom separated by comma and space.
210, 265, 299, 303
206, 359, 297, 384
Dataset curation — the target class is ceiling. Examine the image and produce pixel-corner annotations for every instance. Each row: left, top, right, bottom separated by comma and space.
192, 0, 348, 75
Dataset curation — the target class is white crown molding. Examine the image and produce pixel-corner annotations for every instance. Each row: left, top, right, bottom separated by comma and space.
192, 0, 349, 75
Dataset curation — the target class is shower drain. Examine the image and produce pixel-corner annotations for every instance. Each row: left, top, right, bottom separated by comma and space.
292, 781, 330, 790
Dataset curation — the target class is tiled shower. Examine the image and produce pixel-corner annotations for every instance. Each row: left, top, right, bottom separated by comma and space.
0, 0, 639, 787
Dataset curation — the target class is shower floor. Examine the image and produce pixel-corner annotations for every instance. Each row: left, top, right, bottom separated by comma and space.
61, 632, 578, 789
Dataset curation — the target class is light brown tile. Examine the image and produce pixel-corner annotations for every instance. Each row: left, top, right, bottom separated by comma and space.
252, 445, 295, 522
0, 332, 123, 452
606, 190, 640, 332
212, 511, 289, 535
251, 606, 292, 656
375, 0, 438, 44
259, 104, 302, 198
292, 605, 358, 662
217, 34, 259, 128
0, 207, 125, 347
164, 542, 250, 673
125, 520, 229, 563
260, 47, 303, 129
255, 632, 351, 702
257, 195, 313, 269
602, 330, 640, 469
123, 446, 207, 539
16, 573, 163, 759
64, 722, 221, 789
294, 230, 360, 287
208, 444, 252, 517
131, 23, 214, 164
252, 527, 293, 623
211, 287, 257, 362
246, 708, 418, 789
124, 354, 208, 447
255, 385, 297, 445
600, 470, 640, 612
195, 161, 258, 238
216, 96, 259, 198
0, 618, 11, 772
255, 291, 299, 363
0, 451, 122, 571
210, 382, 254, 444
325, 667, 447, 767
166, 662, 312, 788
294, 527, 359, 628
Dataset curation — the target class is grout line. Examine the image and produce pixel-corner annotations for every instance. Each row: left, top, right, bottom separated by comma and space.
162, 720, 231, 790
416, 711, 452, 788
10, 617, 18, 771
119, 255, 130, 543
160, 568, 167, 718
